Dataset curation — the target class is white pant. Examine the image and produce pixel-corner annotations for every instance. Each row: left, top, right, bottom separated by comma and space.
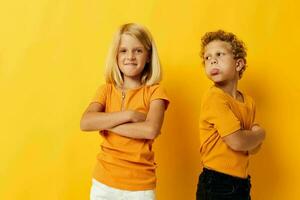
90, 179, 156, 200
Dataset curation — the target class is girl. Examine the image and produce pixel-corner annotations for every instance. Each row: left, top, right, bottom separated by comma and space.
80, 23, 169, 200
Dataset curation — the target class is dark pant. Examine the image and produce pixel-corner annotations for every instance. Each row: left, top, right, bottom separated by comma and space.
196, 168, 251, 200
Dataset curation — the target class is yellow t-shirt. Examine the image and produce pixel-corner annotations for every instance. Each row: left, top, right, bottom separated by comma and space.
199, 86, 256, 178
91, 83, 169, 190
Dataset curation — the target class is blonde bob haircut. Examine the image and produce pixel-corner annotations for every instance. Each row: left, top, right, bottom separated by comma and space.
105, 23, 162, 87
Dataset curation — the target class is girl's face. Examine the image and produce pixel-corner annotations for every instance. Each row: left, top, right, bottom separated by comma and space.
203, 40, 242, 84
117, 34, 149, 80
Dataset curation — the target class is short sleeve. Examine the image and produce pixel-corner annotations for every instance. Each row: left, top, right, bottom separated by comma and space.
201, 93, 241, 137
249, 96, 258, 126
149, 84, 170, 110
91, 84, 107, 106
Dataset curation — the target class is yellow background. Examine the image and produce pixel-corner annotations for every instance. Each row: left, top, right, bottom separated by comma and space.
1, 0, 300, 199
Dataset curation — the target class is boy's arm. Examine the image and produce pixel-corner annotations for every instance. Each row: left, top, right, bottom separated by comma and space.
107, 99, 166, 140
248, 124, 264, 154
80, 102, 145, 132
222, 125, 266, 152
248, 143, 262, 154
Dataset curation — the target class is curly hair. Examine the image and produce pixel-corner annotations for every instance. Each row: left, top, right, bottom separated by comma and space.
200, 30, 247, 78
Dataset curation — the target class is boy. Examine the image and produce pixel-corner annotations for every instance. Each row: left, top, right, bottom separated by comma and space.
197, 30, 266, 199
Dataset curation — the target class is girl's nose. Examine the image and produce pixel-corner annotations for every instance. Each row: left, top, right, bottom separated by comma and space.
126, 51, 135, 60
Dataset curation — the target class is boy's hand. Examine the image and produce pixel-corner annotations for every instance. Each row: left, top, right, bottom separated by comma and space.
251, 124, 266, 140
127, 111, 147, 123
251, 124, 261, 131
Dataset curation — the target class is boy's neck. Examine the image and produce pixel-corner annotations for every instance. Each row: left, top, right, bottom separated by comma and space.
215, 79, 239, 99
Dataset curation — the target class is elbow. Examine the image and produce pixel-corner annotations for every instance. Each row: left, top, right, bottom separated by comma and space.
80, 117, 104, 132
223, 131, 249, 151
226, 140, 247, 151
224, 138, 245, 151
228, 142, 243, 151
80, 118, 91, 131
146, 126, 160, 140
80, 120, 87, 131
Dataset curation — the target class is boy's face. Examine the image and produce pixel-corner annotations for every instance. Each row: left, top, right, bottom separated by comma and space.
203, 40, 243, 84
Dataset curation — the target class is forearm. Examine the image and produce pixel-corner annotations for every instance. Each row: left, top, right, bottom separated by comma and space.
80, 111, 130, 132
108, 121, 159, 140
108, 99, 166, 140
248, 143, 262, 155
234, 129, 265, 151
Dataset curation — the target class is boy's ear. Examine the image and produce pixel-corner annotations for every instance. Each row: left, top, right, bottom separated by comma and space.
235, 59, 245, 72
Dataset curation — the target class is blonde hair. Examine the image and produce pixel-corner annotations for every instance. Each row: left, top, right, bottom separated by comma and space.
105, 23, 162, 87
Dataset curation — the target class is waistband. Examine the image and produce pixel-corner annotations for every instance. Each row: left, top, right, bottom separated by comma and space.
202, 168, 250, 183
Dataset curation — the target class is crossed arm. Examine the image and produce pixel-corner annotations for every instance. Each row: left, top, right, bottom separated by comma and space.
80, 99, 167, 139
222, 125, 266, 153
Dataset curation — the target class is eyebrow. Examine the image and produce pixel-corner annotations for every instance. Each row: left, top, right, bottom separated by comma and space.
203, 52, 211, 57
119, 46, 144, 49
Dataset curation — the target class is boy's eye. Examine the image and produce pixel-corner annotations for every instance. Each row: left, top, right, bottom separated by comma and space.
204, 56, 210, 60
216, 52, 225, 56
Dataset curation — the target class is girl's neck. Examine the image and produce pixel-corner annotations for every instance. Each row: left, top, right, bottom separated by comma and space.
122, 76, 142, 90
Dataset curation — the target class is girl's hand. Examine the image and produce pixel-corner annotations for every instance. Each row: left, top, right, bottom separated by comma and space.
127, 111, 147, 123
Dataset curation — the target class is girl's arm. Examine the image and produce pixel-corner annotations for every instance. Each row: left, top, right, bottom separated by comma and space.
107, 99, 167, 140
80, 102, 146, 132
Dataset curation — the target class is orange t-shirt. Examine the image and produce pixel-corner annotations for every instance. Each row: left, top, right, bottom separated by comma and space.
91, 83, 169, 190
199, 86, 256, 178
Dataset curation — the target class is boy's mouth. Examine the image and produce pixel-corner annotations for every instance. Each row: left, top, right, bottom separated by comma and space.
210, 68, 220, 76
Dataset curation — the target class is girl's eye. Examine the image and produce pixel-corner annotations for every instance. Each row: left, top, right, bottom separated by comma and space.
119, 49, 126, 53
204, 56, 210, 60
136, 49, 143, 53
217, 52, 225, 56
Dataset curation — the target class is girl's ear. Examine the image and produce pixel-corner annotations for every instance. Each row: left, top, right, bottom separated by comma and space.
236, 59, 245, 72
147, 53, 151, 63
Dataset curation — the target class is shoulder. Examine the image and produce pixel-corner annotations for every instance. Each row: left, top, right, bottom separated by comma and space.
92, 83, 113, 103
146, 83, 169, 108
201, 86, 228, 107
96, 83, 111, 90
245, 93, 255, 104
240, 91, 256, 107
149, 83, 165, 91
94, 83, 113, 97
143, 83, 167, 95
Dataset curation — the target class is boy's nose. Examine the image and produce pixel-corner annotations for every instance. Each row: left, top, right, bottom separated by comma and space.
210, 58, 217, 65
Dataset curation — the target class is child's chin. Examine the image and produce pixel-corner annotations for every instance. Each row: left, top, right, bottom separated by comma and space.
123, 72, 141, 78
214, 80, 228, 86
211, 78, 223, 83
